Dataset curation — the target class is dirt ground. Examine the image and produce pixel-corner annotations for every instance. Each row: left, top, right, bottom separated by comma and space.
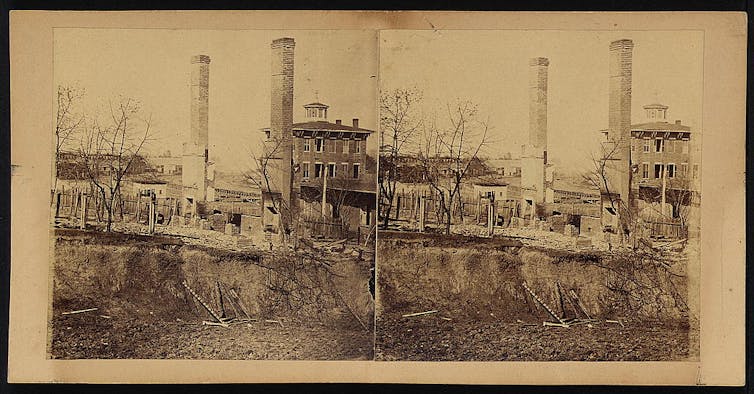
375, 230, 696, 361
50, 228, 374, 360
376, 313, 689, 361
51, 311, 372, 360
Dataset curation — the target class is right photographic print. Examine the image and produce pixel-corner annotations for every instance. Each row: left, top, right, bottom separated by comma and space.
375, 30, 702, 362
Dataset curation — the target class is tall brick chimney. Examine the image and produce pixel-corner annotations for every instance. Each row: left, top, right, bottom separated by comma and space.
183, 54, 210, 203
521, 57, 549, 210
528, 57, 549, 157
607, 39, 634, 209
269, 38, 295, 214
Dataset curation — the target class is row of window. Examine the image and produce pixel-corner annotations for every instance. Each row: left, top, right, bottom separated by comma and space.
635, 138, 690, 154
302, 162, 360, 179
303, 138, 362, 154
640, 162, 699, 180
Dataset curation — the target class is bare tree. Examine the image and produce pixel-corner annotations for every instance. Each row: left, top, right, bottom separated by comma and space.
378, 87, 423, 229
244, 133, 293, 240
581, 135, 638, 247
54, 85, 85, 193
418, 100, 490, 235
78, 97, 152, 232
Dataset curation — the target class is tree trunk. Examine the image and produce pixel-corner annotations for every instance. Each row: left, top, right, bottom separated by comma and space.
445, 207, 452, 235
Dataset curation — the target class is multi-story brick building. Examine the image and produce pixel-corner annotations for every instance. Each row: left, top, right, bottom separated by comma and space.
600, 102, 697, 223
630, 104, 696, 187
263, 101, 376, 234
601, 103, 696, 189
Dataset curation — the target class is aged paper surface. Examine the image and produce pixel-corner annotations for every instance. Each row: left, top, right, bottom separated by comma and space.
8, 11, 746, 384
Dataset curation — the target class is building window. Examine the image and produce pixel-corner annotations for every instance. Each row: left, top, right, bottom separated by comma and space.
302, 162, 310, 178
681, 163, 689, 178
265, 130, 271, 140
328, 163, 336, 178
303, 138, 310, 152
342, 139, 349, 153
654, 138, 664, 153
341, 163, 348, 178
654, 163, 664, 179
330, 139, 338, 153
315, 138, 324, 153
642, 163, 649, 179
314, 163, 323, 178
352, 163, 360, 179
665, 139, 674, 153
355, 140, 361, 154
643, 139, 650, 153
693, 164, 699, 179
681, 140, 689, 154
667, 163, 676, 178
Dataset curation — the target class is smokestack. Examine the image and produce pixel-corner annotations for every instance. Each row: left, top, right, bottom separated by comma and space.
335, 119, 342, 125
270, 37, 295, 209
528, 57, 549, 156
184, 54, 210, 202
352, 118, 359, 129
608, 39, 634, 206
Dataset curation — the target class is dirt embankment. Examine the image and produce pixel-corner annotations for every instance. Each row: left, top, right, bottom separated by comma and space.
376, 231, 695, 361
50, 229, 374, 360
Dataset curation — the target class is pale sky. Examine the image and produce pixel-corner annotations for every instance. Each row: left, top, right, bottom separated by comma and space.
54, 29, 379, 172
380, 30, 704, 172
54, 29, 703, 174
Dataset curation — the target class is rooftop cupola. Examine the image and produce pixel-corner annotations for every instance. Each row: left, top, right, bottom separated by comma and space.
644, 103, 669, 121
304, 102, 329, 120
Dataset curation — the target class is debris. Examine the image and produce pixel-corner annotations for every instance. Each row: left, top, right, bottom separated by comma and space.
440, 317, 452, 321
182, 281, 224, 323
402, 310, 438, 318
99, 315, 111, 319
228, 288, 252, 321
202, 320, 229, 328
606, 319, 625, 328
522, 282, 566, 325
215, 281, 226, 318
62, 308, 98, 315
265, 319, 284, 328
543, 321, 570, 328
568, 289, 592, 320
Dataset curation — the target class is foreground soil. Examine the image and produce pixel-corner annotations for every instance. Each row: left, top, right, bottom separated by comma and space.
375, 314, 689, 361
51, 311, 373, 360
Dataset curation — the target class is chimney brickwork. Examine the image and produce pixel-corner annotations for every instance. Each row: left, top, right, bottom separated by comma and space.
528, 57, 549, 153
606, 39, 634, 211
521, 57, 549, 207
269, 37, 295, 214
183, 54, 211, 203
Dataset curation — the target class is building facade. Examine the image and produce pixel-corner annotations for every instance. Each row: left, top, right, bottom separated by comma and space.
630, 104, 695, 188
263, 101, 376, 234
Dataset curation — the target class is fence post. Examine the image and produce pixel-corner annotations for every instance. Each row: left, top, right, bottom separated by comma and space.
55, 193, 61, 218
80, 192, 87, 230
148, 192, 156, 234
419, 196, 426, 233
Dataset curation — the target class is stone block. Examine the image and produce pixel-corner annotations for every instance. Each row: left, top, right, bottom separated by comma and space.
209, 213, 227, 231
575, 236, 592, 248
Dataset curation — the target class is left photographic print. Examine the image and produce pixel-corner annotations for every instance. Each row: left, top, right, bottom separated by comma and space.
49, 28, 378, 360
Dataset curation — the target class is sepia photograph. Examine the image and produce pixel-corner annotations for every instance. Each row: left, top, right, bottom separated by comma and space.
49, 28, 378, 360
375, 30, 702, 361
8, 11, 745, 384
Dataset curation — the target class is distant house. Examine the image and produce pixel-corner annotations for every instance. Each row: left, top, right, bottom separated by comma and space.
485, 158, 521, 177
473, 181, 509, 201
146, 155, 183, 175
